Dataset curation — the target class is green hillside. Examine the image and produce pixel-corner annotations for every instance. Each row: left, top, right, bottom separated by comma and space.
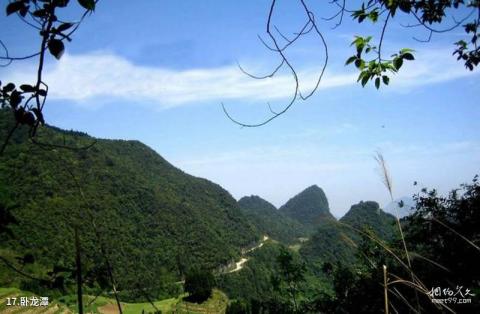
278, 185, 334, 228
299, 220, 357, 267
340, 201, 396, 241
237, 195, 307, 244
0, 110, 259, 301
300, 201, 396, 267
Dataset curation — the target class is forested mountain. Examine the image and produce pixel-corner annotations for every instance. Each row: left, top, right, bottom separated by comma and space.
299, 219, 356, 267
0, 110, 259, 300
2, 105, 475, 313
300, 201, 396, 267
237, 195, 307, 244
340, 201, 396, 241
278, 185, 334, 228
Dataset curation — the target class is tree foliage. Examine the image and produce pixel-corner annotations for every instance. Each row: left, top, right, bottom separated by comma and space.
222, 0, 480, 126
237, 195, 307, 244
0, 110, 259, 301
313, 177, 480, 313
184, 267, 215, 303
1, 0, 96, 152
1, 1, 478, 146
279, 185, 333, 229
404, 176, 480, 299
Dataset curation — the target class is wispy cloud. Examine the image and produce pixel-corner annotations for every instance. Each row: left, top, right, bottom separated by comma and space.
3, 49, 477, 108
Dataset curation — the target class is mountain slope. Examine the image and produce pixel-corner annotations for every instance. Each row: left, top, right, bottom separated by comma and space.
0, 110, 259, 300
279, 185, 334, 228
237, 195, 307, 244
300, 201, 396, 267
299, 219, 357, 267
340, 201, 396, 241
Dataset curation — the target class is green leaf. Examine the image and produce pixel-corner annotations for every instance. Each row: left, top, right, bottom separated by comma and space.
57, 22, 74, 32
357, 71, 366, 82
345, 56, 357, 66
10, 90, 23, 108
382, 75, 389, 85
20, 84, 35, 92
48, 39, 65, 60
351, 36, 363, 47
375, 77, 380, 89
32, 9, 47, 18
54, 0, 70, 8
78, 0, 95, 11
368, 11, 379, 22
3, 83, 15, 92
361, 73, 370, 86
393, 58, 403, 70
402, 52, 415, 60
6, 1, 24, 16
356, 43, 365, 55
398, 1, 412, 13
399, 48, 414, 54
354, 59, 365, 69
18, 4, 28, 17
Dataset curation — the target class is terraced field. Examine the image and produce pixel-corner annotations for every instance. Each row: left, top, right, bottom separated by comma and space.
174, 290, 228, 314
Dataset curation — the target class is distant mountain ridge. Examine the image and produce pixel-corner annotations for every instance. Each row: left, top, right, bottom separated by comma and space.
279, 185, 334, 228
237, 195, 307, 244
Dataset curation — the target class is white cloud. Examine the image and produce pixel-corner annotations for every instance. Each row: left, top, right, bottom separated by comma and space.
2, 49, 477, 109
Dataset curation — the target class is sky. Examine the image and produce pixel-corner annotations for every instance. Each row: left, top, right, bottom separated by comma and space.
1, 0, 479, 217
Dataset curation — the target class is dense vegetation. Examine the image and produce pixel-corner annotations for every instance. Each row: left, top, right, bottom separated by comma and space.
299, 201, 395, 268
184, 267, 215, 303
0, 109, 259, 301
220, 200, 400, 312
237, 196, 307, 244
1, 109, 478, 312
402, 178, 480, 312
221, 183, 480, 313
219, 242, 331, 313
299, 220, 357, 269
310, 178, 480, 313
340, 201, 396, 241
279, 185, 334, 229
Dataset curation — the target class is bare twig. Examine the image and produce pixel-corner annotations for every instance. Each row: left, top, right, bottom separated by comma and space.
223, 0, 328, 127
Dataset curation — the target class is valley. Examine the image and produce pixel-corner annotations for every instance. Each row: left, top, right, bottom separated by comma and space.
1, 111, 478, 313
0, 112, 397, 312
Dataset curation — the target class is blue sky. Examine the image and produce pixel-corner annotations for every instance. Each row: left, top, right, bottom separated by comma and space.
1, 0, 479, 216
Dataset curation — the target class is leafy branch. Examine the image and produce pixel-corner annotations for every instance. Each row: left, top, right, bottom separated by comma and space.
0, 0, 97, 154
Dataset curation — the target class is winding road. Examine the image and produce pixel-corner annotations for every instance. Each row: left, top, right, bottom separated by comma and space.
228, 235, 269, 273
